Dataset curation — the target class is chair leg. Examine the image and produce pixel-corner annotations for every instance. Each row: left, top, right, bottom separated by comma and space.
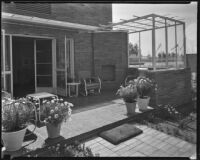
85, 89, 88, 96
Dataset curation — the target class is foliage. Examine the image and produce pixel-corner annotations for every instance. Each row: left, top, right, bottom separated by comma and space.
26, 141, 99, 157
129, 43, 140, 56
135, 76, 157, 98
155, 104, 183, 121
39, 97, 73, 126
2, 97, 35, 132
116, 83, 138, 103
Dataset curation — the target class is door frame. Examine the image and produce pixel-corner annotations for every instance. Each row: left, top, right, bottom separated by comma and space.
2, 30, 13, 97
7, 33, 56, 96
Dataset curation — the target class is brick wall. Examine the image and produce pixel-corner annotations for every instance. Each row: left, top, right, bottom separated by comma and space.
2, 3, 112, 26
74, 33, 93, 76
93, 32, 128, 90
74, 31, 129, 91
186, 54, 197, 72
51, 3, 112, 26
137, 68, 192, 107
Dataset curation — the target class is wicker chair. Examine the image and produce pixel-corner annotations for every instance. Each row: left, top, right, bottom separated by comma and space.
78, 71, 101, 96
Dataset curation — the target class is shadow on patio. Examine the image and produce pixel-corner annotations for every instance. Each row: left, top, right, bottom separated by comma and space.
61, 90, 119, 114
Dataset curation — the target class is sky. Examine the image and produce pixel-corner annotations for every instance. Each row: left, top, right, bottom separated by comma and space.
112, 2, 197, 55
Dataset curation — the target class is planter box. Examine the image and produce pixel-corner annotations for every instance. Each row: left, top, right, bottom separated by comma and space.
137, 68, 192, 108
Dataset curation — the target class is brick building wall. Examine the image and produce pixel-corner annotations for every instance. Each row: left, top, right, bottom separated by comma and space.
2, 3, 112, 26
93, 32, 128, 90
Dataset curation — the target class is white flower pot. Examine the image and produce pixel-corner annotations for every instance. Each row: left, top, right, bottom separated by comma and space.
125, 102, 137, 115
2, 127, 27, 151
137, 97, 150, 111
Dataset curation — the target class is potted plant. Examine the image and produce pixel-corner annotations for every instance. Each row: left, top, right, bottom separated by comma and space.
1, 96, 36, 151
135, 76, 156, 111
116, 83, 138, 115
41, 98, 73, 138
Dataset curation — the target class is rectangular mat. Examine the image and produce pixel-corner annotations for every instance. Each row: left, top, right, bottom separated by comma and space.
99, 123, 143, 145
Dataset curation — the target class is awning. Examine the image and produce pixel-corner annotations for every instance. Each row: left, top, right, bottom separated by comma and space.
2, 12, 100, 31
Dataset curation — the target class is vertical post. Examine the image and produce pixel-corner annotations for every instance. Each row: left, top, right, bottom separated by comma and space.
183, 23, 186, 68
139, 32, 141, 67
152, 15, 156, 70
165, 19, 168, 68
2, 30, 6, 91
175, 21, 178, 69
91, 32, 95, 76
10, 35, 13, 97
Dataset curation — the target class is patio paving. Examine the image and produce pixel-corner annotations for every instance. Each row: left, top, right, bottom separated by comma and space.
84, 124, 196, 157
24, 96, 196, 158
3, 91, 196, 158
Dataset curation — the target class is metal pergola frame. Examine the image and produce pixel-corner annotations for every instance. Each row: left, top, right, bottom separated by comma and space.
98, 13, 186, 70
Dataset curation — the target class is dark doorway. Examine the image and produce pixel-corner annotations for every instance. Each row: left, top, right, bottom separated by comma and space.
12, 36, 35, 98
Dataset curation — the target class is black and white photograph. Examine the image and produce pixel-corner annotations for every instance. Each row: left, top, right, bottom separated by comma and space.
1, 1, 197, 158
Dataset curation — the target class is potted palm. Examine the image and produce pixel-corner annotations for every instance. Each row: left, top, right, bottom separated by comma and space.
1, 95, 37, 151
135, 76, 156, 111
41, 98, 73, 138
116, 83, 138, 115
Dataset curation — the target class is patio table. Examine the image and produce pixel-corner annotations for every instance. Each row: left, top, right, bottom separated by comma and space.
67, 82, 80, 97
26, 92, 58, 122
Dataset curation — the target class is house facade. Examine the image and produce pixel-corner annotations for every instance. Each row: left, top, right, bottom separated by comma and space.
1, 3, 128, 97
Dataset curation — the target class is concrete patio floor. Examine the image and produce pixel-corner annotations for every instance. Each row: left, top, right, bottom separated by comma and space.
84, 124, 196, 157
24, 94, 196, 158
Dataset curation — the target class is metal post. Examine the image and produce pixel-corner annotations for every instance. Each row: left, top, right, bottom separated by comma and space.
183, 23, 186, 68
165, 19, 168, 68
175, 22, 178, 69
139, 32, 141, 67
152, 16, 156, 70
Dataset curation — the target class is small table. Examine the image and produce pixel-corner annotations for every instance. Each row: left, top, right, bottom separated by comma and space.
26, 92, 58, 122
67, 82, 80, 97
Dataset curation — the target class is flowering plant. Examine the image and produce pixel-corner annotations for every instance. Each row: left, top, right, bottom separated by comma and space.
41, 98, 73, 126
2, 94, 36, 132
135, 76, 157, 98
25, 141, 99, 157
116, 84, 138, 103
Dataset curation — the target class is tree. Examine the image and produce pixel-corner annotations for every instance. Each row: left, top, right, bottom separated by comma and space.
129, 43, 139, 56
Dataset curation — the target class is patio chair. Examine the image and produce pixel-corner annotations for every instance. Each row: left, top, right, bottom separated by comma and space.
78, 71, 101, 96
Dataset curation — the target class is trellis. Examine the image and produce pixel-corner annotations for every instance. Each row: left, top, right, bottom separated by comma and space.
98, 13, 186, 70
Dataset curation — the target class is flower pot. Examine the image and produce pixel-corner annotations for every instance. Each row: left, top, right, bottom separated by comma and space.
137, 97, 150, 111
2, 127, 27, 151
46, 123, 62, 138
125, 102, 137, 115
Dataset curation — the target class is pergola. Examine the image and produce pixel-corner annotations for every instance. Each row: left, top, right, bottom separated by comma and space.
98, 13, 186, 70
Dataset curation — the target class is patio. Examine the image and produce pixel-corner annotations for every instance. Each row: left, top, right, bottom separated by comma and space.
2, 91, 196, 158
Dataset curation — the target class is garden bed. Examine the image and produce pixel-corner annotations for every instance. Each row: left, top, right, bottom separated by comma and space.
134, 102, 196, 144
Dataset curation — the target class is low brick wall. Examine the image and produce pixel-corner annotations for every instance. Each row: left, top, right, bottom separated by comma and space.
138, 68, 192, 107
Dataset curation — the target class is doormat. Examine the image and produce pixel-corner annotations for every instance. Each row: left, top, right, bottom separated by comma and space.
99, 123, 143, 145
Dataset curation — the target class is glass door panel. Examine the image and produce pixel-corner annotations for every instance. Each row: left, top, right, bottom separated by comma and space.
35, 39, 53, 93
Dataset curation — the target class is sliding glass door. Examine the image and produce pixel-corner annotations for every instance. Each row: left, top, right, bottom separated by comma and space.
1, 30, 13, 96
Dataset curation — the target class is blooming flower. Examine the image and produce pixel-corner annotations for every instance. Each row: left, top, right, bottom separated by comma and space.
50, 109, 54, 114
54, 114, 59, 119
55, 107, 58, 111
